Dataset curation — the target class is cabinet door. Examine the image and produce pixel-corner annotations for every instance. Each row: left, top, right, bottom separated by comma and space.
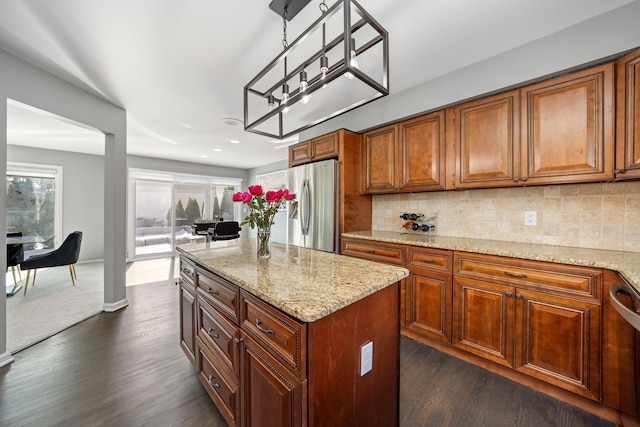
521, 63, 614, 185
179, 282, 196, 366
289, 140, 313, 167
406, 271, 452, 343
311, 133, 338, 161
240, 333, 303, 427
515, 289, 601, 401
452, 90, 520, 188
398, 112, 447, 191
616, 48, 640, 180
453, 277, 515, 368
363, 124, 399, 193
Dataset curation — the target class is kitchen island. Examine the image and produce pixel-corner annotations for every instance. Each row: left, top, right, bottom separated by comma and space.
176, 240, 408, 427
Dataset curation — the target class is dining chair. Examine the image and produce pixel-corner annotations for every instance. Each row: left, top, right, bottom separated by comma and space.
20, 231, 82, 295
6, 231, 24, 287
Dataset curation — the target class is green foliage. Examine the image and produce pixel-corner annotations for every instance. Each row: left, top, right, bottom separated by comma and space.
184, 197, 201, 223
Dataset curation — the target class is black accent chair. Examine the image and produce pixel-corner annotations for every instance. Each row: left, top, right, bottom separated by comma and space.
6, 232, 24, 288
20, 231, 82, 295
208, 221, 241, 241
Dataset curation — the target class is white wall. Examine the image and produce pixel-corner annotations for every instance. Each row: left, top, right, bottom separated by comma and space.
299, 1, 640, 140
0, 48, 127, 366
7, 145, 105, 261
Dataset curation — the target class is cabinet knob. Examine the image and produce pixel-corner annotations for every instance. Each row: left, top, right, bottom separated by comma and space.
520, 176, 528, 182
614, 168, 622, 175
207, 328, 219, 339
513, 177, 520, 183
515, 293, 523, 299
506, 291, 513, 297
234, 337, 244, 346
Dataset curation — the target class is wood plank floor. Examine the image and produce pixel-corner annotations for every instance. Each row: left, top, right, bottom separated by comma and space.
0, 280, 620, 426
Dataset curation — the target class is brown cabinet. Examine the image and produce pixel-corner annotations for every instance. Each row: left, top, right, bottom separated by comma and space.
180, 253, 400, 427
405, 247, 453, 343
288, 133, 338, 167
520, 63, 615, 185
453, 251, 602, 400
450, 90, 521, 189
615, 47, 640, 180
450, 63, 615, 188
362, 111, 448, 193
179, 258, 197, 366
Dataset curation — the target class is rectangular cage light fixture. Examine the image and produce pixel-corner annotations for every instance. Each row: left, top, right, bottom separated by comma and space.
244, 0, 389, 139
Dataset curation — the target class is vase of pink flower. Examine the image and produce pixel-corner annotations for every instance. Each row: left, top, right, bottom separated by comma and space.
232, 185, 293, 259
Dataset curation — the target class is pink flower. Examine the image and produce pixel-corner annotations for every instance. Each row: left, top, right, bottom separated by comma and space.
265, 190, 278, 203
241, 192, 252, 203
275, 189, 283, 200
232, 192, 243, 202
283, 189, 294, 201
248, 185, 263, 196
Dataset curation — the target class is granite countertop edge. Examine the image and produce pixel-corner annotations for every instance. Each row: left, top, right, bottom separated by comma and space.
342, 230, 640, 294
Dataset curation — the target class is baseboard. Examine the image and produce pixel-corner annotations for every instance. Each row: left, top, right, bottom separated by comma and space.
0, 351, 15, 367
103, 298, 129, 312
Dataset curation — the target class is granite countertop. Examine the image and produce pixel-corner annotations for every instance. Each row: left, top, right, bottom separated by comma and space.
176, 240, 409, 322
343, 230, 640, 294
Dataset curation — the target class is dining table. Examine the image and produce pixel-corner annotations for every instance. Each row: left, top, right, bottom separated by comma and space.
6, 234, 55, 296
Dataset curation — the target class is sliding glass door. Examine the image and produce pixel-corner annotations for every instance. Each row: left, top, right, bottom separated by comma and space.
129, 169, 241, 260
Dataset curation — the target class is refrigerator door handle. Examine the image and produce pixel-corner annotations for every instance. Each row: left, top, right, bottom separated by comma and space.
301, 178, 311, 236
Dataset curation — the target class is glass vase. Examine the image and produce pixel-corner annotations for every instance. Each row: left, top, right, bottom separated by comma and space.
256, 227, 271, 259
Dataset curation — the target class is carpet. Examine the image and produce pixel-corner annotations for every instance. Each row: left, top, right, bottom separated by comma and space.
6, 257, 181, 354
6, 261, 104, 353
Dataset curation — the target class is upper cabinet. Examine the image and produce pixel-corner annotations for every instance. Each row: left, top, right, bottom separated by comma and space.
520, 63, 615, 185
288, 133, 338, 167
450, 90, 521, 189
615, 48, 640, 180
363, 111, 447, 194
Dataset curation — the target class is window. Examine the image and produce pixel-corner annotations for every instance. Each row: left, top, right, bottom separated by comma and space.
129, 169, 241, 260
6, 162, 62, 250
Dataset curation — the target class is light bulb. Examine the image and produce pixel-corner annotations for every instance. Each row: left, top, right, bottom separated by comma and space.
299, 71, 311, 104
267, 94, 276, 112
282, 83, 290, 114
345, 38, 359, 80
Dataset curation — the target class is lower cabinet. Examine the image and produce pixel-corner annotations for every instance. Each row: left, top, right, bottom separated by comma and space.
342, 237, 638, 418
180, 254, 400, 427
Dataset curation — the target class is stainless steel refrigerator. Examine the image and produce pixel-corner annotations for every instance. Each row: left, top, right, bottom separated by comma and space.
287, 158, 338, 253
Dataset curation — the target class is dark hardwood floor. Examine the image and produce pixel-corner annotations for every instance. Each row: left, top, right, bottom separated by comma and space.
0, 280, 620, 427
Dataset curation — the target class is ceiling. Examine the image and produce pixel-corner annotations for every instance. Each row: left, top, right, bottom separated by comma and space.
0, 0, 635, 169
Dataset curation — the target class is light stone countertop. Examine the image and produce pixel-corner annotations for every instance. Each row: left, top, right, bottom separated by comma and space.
176, 239, 409, 322
343, 230, 640, 294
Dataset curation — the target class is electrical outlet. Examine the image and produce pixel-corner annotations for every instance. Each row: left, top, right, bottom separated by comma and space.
524, 210, 537, 226
360, 341, 373, 376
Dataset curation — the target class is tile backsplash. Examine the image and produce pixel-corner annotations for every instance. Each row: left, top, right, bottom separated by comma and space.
371, 181, 640, 252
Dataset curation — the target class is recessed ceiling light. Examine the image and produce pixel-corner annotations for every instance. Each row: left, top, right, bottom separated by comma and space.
221, 117, 243, 126
230, 139, 240, 144
200, 154, 209, 158
213, 148, 222, 152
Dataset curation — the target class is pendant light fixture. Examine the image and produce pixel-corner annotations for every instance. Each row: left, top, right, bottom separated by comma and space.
244, 0, 389, 140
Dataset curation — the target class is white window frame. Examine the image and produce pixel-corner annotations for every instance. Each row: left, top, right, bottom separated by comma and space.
6, 161, 63, 248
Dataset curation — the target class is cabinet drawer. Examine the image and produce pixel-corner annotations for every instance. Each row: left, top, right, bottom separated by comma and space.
180, 257, 196, 287
197, 298, 239, 375
454, 252, 601, 300
342, 238, 406, 266
407, 247, 452, 273
240, 290, 306, 378
197, 341, 238, 427
197, 268, 239, 323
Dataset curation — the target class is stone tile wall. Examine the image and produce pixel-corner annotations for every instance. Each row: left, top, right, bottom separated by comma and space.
371, 181, 640, 252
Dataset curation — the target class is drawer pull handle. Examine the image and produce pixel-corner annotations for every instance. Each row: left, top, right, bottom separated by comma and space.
419, 258, 436, 263
181, 268, 192, 275
207, 374, 220, 388
206, 287, 219, 295
506, 291, 513, 297
207, 328, 219, 339
255, 318, 274, 334
504, 271, 528, 278
364, 249, 375, 254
